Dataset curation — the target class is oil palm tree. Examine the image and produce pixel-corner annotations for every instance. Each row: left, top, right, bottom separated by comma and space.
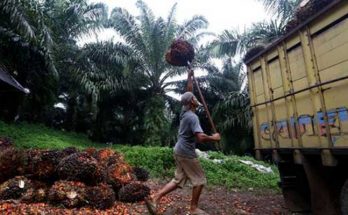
107, 0, 210, 145
0, 0, 108, 124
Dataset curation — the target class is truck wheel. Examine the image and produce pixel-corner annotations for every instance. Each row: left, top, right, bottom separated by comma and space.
341, 179, 348, 215
278, 162, 311, 212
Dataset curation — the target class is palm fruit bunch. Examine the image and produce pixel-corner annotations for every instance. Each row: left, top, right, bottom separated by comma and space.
243, 45, 265, 63
48, 180, 87, 208
118, 183, 150, 203
165, 39, 195, 66
83, 147, 98, 157
107, 163, 134, 193
57, 152, 104, 185
26, 149, 65, 181
94, 148, 124, 168
0, 148, 27, 183
285, 0, 333, 33
296, 0, 332, 22
285, 19, 300, 33
132, 167, 150, 182
62, 147, 79, 156
0, 176, 32, 200
21, 180, 48, 203
86, 183, 115, 209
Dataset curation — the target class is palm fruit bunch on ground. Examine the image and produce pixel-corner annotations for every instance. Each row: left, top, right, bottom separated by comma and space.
24, 147, 78, 181
107, 162, 134, 193
26, 149, 65, 181
0, 144, 151, 209
57, 152, 104, 185
0, 176, 32, 200
132, 167, 150, 182
118, 183, 151, 203
20, 180, 48, 203
0, 148, 27, 183
62, 147, 79, 155
165, 39, 195, 66
86, 183, 116, 209
48, 180, 87, 208
93, 148, 125, 168
84, 147, 98, 156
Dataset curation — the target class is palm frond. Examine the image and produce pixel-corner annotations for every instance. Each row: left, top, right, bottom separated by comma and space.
210, 30, 240, 57
110, 7, 146, 53
177, 15, 208, 40
213, 91, 252, 129
164, 3, 178, 46
258, 0, 301, 20
0, 0, 36, 40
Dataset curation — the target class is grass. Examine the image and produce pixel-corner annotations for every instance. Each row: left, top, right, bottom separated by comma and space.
0, 121, 280, 190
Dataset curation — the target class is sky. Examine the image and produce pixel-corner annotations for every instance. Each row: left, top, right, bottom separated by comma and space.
84, 0, 269, 44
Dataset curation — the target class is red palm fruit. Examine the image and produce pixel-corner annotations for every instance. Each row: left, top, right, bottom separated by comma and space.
21, 180, 48, 203
86, 183, 115, 209
0, 148, 27, 183
118, 183, 150, 203
107, 163, 134, 193
57, 152, 104, 185
0, 176, 32, 200
26, 149, 66, 181
48, 180, 87, 208
132, 167, 150, 182
165, 39, 195, 66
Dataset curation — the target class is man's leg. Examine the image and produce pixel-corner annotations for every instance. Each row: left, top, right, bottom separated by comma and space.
152, 181, 178, 203
190, 185, 204, 213
146, 181, 179, 215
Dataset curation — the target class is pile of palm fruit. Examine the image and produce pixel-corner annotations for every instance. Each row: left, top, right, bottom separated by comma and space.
0, 139, 150, 210
285, 0, 333, 33
243, 0, 334, 63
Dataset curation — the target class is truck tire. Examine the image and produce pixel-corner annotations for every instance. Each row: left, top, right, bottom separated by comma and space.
341, 179, 348, 215
278, 161, 311, 212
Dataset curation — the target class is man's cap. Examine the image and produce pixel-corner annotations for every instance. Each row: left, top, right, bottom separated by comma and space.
181, 91, 198, 105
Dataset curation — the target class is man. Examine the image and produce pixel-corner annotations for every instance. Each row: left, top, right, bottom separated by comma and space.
146, 71, 221, 215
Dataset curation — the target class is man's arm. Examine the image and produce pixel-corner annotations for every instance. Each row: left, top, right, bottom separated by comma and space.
195, 132, 221, 143
186, 70, 194, 92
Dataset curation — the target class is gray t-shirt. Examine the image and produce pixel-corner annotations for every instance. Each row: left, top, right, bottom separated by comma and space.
174, 110, 203, 158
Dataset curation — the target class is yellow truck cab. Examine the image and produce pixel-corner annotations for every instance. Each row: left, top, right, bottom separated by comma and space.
244, 0, 348, 214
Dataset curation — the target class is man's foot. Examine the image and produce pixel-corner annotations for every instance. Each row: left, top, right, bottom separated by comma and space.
145, 196, 158, 215
189, 208, 209, 215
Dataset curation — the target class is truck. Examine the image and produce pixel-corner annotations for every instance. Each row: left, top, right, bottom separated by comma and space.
244, 0, 348, 214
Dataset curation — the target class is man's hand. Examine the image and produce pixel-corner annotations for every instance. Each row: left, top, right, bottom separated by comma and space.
195, 132, 221, 143
212, 133, 221, 141
186, 69, 194, 92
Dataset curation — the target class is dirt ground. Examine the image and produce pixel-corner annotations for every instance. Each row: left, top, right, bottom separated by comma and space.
148, 180, 290, 215
0, 180, 290, 215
